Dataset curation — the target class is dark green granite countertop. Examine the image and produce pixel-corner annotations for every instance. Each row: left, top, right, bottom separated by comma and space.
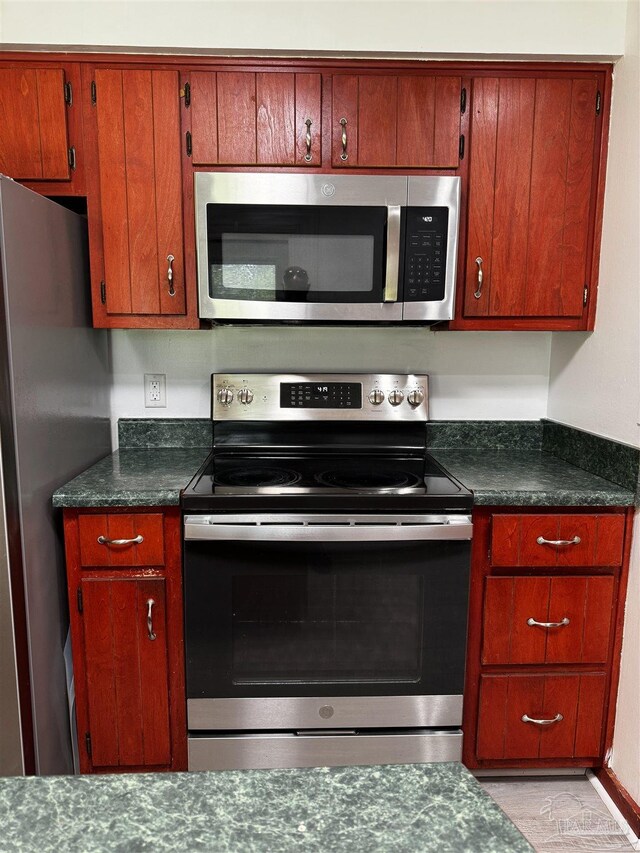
52, 448, 210, 508
432, 449, 635, 506
0, 763, 532, 853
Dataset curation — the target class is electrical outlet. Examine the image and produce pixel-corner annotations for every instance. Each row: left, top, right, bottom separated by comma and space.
144, 373, 167, 408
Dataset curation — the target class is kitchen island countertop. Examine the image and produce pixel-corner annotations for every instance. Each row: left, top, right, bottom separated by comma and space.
0, 762, 532, 853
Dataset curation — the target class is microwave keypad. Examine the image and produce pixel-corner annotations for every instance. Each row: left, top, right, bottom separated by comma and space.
404, 207, 448, 302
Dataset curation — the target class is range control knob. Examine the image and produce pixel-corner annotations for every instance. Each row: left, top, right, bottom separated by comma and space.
217, 387, 234, 406
407, 389, 425, 407
368, 389, 385, 405
237, 388, 254, 405
388, 389, 405, 406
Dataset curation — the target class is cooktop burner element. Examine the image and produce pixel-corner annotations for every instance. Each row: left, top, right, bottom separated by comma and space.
181, 373, 473, 513
314, 468, 422, 491
213, 466, 301, 488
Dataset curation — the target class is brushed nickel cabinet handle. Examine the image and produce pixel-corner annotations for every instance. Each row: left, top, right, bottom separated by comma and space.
521, 713, 563, 726
97, 535, 144, 546
536, 536, 581, 546
167, 254, 176, 296
474, 257, 483, 298
304, 118, 312, 162
339, 117, 348, 161
146, 598, 157, 641
527, 617, 570, 629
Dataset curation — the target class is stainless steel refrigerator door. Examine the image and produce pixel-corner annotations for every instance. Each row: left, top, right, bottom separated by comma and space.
0, 177, 111, 775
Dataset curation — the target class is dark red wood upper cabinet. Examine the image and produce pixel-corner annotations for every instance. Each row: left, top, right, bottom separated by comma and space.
189, 70, 322, 166
331, 73, 462, 168
462, 74, 603, 326
0, 66, 69, 180
92, 68, 186, 323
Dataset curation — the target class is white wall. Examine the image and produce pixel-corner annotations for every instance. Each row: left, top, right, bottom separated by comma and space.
110, 328, 551, 445
547, 0, 640, 804
0, 0, 626, 58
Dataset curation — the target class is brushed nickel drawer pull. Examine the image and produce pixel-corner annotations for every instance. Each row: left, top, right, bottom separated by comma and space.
536, 535, 581, 546
527, 617, 570, 629
97, 535, 144, 546
146, 598, 157, 641
304, 118, 312, 161
339, 117, 348, 161
473, 257, 483, 298
522, 713, 563, 726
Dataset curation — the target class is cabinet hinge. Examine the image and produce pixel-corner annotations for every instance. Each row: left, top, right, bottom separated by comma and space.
583, 286, 588, 306
85, 732, 92, 758
180, 81, 191, 107
185, 130, 192, 157
67, 147, 76, 170
90, 80, 97, 106
64, 81, 73, 106
77, 587, 83, 613
596, 90, 602, 115
459, 134, 465, 160
100, 281, 106, 304
460, 87, 467, 114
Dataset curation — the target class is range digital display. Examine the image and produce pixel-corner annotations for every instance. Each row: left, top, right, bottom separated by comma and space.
280, 382, 362, 409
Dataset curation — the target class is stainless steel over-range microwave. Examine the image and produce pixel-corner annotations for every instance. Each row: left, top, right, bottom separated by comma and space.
195, 173, 461, 323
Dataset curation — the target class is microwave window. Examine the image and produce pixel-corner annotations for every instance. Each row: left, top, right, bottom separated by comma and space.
206, 205, 386, 304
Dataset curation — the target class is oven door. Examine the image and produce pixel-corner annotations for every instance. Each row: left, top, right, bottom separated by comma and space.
184, 514, 472, 731
195, 172, 406, 322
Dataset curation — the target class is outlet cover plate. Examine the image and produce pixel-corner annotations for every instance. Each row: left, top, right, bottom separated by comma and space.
144, 373, 167, 408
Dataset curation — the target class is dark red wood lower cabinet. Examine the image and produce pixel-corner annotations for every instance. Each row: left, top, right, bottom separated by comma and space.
477, 673, 606, 760
64, 507, 187, 774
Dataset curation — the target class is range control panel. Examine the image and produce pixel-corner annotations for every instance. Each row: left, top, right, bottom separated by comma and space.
403, 207, 448, 302
212, 374, 429, 421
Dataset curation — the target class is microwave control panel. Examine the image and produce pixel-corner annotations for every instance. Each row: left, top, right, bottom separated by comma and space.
403, 207, 449, 302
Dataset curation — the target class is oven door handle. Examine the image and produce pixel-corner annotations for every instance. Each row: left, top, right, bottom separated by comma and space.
184, 515, 472, 542
383, 204, 402, 303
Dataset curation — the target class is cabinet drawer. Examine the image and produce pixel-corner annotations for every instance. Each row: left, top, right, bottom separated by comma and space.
477, 673, 606, 760
78, 513, 165, 567
482, 575, 614, 665
491, 514, 625, 567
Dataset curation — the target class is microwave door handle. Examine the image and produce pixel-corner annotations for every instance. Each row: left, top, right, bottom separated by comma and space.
383, 205, 402, 303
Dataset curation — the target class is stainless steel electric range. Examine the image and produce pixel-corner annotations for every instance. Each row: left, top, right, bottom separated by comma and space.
181, 373, 473, 771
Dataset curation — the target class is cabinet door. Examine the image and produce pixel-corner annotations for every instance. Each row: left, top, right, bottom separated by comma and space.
331, 74, 461, 168
482, 575, 614, 665
464, 76, 599, 319
94, 68, 185, 317
81, 577, 171, 768
477, 673, 606, 760
190, 71, 321, 166
0, 66, 70, 180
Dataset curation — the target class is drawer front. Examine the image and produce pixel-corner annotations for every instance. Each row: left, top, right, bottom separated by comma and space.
482, 575, 614, 665
477, 673, 606, 760
491, 514, 625, 568
78, 513, 165, 567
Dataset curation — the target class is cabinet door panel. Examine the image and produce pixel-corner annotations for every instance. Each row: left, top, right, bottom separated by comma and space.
332, 75, 359, 166
0, 67, 69, 181
358, 76, 398, 167
256, 73, 295, 164
433, 76, 462, 167
295, 73, 322, 166
217, 72, 257, 164
82, 578, 171, 768
465, 75, 599, 321
95, 69, 185, 318
396, 76, 435, 168
190, 71, 218, 165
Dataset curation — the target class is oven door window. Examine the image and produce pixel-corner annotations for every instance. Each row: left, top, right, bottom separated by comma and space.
206, 204, 387, 304
185, 539, 470, 699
